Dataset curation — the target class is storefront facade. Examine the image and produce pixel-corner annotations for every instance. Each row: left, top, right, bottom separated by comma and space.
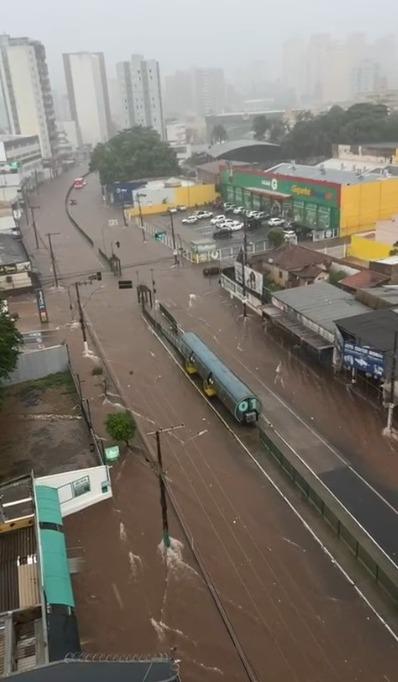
220, 168, 341, 239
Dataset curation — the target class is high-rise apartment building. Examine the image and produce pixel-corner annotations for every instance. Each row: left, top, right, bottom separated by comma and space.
192, 68, 225, 115
0, 34, 58, 160
63, 52, 112, 147
164, 67, 226, 117
116, 55, 165, 139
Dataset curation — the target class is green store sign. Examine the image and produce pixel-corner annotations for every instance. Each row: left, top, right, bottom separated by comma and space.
221, 170, 339, 208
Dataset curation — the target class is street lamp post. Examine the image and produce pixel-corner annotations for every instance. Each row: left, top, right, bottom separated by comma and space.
136, 192, 147, 242
120, 188, 128, 227
168, 210, 178, 265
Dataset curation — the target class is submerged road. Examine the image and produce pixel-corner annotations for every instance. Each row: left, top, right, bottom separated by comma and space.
20, 171, 398, 681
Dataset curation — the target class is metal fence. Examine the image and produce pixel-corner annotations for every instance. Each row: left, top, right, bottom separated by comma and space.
139, 219, 268, 264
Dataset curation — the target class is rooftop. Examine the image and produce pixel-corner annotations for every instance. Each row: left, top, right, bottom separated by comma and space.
270, 162, 385, 186
335, 309, 398, 354
339, 270, 389, 291
11, 659, 180, 681
208, 139, 280, 159
357, 285, 398, 307
248, 244, 331, 274
272, 281, 370, 334
0, 233, 29, 267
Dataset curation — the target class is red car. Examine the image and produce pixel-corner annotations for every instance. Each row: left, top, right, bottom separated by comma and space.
73, 177, 85, 189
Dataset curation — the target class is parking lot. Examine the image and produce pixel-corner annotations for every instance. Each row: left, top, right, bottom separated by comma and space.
145, 206, 272, 252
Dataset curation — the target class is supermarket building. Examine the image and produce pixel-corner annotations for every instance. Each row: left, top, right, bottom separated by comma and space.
220, 163, 398, 240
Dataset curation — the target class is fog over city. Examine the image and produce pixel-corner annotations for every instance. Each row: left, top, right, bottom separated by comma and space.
4, 0, 398, 92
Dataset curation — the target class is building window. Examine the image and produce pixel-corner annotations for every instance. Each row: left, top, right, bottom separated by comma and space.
72, 476, 90, 497
279, 270, 283, 278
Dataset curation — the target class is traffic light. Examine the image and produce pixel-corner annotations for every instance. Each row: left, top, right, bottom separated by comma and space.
96, 272, 102, 281
118, 280, 133, 289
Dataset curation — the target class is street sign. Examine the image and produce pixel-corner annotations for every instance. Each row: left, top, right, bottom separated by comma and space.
118, 280, 133, 289
154, 231, 166, 241
108, 218, 119, 227
35, 288, 49, 324
105, 445, 120, 462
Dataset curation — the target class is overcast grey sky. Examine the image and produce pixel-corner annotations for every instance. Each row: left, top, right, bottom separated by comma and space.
3, 0, 398, 89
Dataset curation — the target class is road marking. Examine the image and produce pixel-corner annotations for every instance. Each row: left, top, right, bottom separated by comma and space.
146, 319, 398, 644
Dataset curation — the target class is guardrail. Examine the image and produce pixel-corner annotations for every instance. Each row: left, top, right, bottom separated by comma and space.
65, 176, 94, 248
258, 424, 398, 603
137, 219, 268, 264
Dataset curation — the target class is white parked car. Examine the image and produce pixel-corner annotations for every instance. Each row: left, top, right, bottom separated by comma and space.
268, 216, 285, 227
169, 207, 178, 213
195, 210, 213, 219
211, 214, 226, 225
233, 206, 245, 215
182, 215, 198, 224
223, 202, 235, 211
177, 205, 187, 212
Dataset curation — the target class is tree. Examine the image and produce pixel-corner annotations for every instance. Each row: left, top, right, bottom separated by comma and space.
90, 126, 179, 186
105, 410, 136, 446
0, 309, 22, 384
282, 102, 398, 161
328, 270, 347, 286
268, 228, 285, 248
211, 124, 227, 144
252, 115, 269, 140
268, 119, 288, 144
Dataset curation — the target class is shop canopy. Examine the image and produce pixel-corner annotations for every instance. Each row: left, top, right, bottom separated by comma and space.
246, 187, 292, 200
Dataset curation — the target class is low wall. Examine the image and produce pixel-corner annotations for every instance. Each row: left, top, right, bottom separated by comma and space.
348, 235, 391, 262
4, 344, 69, 385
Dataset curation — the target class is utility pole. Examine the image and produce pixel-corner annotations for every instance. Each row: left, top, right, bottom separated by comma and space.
46, 232, 59, 287
241, 218, 248, 319
30, 205, 40, 249
387, 331, 398, 432
136, 192, 146, 242
169, 210, 178, 265
147, 424, 184, 550
75, 282, 89, 353
150, 268, 157, 300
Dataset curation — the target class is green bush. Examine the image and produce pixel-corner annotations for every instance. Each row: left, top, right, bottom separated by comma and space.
105, 410, 136, 446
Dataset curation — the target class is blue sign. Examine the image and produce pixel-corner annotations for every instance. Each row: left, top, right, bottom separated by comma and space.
35, 288, 48, 324
111, 181, 145, 205
343, 342, 384, 379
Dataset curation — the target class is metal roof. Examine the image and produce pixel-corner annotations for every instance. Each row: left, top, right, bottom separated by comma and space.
335, 309, 398, 353
36, 486, 75, 608
10, 659, 180, 681
208, 139, 279, 158
272, 282, 370, 334
271, 163, 384, 186
0, 233, 29, 266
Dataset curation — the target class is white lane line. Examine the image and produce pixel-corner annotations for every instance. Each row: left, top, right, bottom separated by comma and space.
203, 327, 398, 516
146, 319, 398, 644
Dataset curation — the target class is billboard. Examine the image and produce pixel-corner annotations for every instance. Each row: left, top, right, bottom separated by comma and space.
342, 342, 384, 379
35, 288, 49, 324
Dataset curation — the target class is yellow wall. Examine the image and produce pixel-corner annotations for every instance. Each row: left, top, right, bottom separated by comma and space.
126, 203, 168, 218
348, 235, 392, 262
174, 183, 217, 207
126, 184, 218, 218
340, 178, 398, 236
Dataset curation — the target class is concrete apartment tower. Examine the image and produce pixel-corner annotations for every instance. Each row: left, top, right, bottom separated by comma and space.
63, 52, 112, 148
0, 34, 58, 162
116, 54, 165, 139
